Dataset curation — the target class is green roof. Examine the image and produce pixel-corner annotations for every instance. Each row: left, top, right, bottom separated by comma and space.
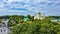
23, 17, 30, 21
53, 18, 60, 20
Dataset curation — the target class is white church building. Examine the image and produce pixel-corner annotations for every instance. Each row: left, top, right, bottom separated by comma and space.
34, 12, 45, 20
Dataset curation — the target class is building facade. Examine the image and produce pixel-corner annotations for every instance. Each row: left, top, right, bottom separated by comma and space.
0, 22, 8, 34
0, 27, 8, 34
0, 19, 9, 34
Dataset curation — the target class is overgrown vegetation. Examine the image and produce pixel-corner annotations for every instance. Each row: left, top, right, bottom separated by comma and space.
12, 18, 60, 34
0, 15, 60, 34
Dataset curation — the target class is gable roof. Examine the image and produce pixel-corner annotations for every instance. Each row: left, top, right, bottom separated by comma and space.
0, 22, 7, 27
23, 17, 30, 21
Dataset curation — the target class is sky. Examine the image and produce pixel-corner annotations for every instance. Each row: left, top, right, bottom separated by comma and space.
0, 0, 60, 16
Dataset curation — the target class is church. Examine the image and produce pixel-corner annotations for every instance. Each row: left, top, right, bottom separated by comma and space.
34, 12, 45, 20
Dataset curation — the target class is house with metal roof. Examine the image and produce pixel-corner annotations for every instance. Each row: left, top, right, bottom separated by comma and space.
51, 18, 60, 22
0, 22, 8, 34
0, 19, 11, 34
23, 17, 30, 21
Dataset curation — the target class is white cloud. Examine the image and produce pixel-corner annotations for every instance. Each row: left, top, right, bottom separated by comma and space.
0, 0, 48, 11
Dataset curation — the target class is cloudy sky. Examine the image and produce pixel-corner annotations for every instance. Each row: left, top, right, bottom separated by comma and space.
0, 0, 60, 16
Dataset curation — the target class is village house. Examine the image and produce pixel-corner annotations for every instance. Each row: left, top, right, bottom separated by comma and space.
0, 19, 11, 34
0, 22, 8, 34
51, 18, 60, 22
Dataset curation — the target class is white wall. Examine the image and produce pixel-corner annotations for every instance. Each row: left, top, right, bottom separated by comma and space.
0, 27, 8, 34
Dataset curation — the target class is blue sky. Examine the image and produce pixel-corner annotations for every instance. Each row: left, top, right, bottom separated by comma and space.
0, 0, 60, 16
